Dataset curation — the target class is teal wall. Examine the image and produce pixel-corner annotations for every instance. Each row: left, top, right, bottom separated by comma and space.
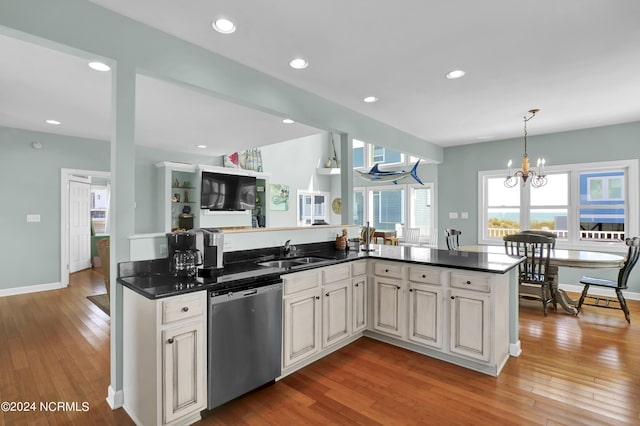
0, 126, 109, 289
438, 121, 640, 292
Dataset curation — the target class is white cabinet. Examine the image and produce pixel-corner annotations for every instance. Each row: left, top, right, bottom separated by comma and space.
162, 321, 205, 424
282, 270, 322, 368
322, 280, 351, 348
408, 283, 442, 349
449, 288, 490, 362
408, 266, 443, 349
123, 289, 207, 426
373, 262, 405, 338
351, 261, 368, 333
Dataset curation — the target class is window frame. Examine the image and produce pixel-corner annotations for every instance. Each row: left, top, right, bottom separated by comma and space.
478, 159, 638, 251
296, 190, 330, 226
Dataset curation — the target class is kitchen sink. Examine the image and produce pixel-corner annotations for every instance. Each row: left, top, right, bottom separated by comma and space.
257, 256, 333, 268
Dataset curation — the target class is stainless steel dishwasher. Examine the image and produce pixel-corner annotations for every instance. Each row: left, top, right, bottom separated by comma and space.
207, 279, 282, 409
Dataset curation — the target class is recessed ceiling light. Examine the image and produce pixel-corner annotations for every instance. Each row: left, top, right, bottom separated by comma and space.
212, 18, 236, 34
363, 96, 379, 103
446, 70, 466, 79
289, 58, 308, 69
282, 118, 295, 124
88, 61, 111, 72
196, 144, 207, 149
45, 119, 61, 125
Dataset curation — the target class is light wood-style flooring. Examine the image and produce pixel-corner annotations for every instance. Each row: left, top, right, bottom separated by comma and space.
1, 269, 638, 425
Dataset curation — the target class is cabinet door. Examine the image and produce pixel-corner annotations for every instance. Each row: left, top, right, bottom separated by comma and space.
352, 275, 367, 333
283, 289, 321, 368
373, 277, 403, 337
408, 283, 442, 349
162, 321, 205, 424
322, 280, 351, 348
449, 289, 490, 362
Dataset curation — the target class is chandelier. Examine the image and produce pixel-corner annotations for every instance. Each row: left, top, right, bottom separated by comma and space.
504, 108, 547, 188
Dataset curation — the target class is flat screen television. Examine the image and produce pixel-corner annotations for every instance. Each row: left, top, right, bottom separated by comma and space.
201, 171, 256, 211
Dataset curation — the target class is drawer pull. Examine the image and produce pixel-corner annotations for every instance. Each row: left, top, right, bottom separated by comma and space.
167, 338, 174, 344
396, 286, 401, 290
325, 293, 329, 297
409, 288, 413, 292
355, 283, 359, 287
181, 306, 189, 312
385, 269, 389, 273
466, 280, 471, 285
422, 274, 426, 278
315, 296, 320, 300
450, 296, 455, 300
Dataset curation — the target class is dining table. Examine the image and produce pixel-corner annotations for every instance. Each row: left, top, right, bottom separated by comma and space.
459, 245, 626, 314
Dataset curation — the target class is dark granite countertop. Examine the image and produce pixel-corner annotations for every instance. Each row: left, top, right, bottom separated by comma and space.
118, 243, 523, 300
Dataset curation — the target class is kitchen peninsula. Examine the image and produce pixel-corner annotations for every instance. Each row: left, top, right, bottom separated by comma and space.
119, 242, 524, 426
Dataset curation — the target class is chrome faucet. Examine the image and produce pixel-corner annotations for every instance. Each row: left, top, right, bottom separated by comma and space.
283, 239, 291, 257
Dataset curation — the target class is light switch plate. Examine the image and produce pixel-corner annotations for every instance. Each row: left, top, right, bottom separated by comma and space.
461, 212, 469, 219
448, 212, 458, 219
26, 214, 41, 223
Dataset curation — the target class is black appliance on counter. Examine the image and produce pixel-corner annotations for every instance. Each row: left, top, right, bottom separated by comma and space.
194, 228, 225, 273
166, 230, 202, 277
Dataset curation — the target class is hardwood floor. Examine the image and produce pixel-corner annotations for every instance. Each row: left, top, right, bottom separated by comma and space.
1, 270, 638, 425
204, 298, 640, 425
0, 269, 133, 426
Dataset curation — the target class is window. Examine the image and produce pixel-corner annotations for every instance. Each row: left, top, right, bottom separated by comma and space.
297, 190, 329, 226
353, 189, 365, 226
370, 187, 404, 231
90, 185, 110, 234
408, 184, 435, 242
353, 139, 405, 169
479, 160, 638, 249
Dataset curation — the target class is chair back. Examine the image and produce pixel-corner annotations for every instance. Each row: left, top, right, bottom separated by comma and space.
618, 237, 640, 289
360, 226, 376, 244
445, 228, 462, 250
503, 234, 554, 285
519, 230, 557, 248
403, 227, 421, 245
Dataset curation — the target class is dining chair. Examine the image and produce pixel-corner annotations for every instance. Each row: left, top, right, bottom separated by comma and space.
445, 228, 462, 250
576, 236, 640, 323
400, 227, 421, 246
504, 233, 555, 315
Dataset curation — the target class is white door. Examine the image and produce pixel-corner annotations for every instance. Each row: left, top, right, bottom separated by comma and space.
69, 179, 91, 272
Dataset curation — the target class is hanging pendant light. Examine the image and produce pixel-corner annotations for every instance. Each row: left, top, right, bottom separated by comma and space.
505, 109, 547, 188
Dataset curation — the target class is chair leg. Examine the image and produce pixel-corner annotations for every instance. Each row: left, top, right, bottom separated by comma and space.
541, 284, 548, 316
576, 284, 590, 313
616, 289, 631, 324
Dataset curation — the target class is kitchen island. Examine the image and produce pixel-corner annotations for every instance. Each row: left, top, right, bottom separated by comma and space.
119, 243, 524, 426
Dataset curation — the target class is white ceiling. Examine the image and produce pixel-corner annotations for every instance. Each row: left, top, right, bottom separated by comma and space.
2, 0, 639, 156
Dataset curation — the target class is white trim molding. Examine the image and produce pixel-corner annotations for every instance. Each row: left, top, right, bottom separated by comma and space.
0, 282, 64, 297
106, 385, 124, 409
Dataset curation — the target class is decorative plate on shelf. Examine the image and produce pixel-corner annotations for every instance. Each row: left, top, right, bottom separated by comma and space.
331, 198, 342, 214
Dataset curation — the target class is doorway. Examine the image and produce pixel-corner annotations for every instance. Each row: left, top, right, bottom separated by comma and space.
61, 168, 111, 287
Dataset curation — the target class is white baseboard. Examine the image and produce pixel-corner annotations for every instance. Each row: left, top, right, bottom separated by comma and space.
509, 340, 522, 357
559, 283, 640, 301
0, 282, 65, 297
106, 385, 124, 409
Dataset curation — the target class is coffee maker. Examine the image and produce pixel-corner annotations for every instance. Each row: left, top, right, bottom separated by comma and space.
193, 228, 224, 273
166, 231, 202, 277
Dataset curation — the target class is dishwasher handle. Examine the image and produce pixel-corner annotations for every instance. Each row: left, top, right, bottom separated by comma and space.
210, 281, 282, 304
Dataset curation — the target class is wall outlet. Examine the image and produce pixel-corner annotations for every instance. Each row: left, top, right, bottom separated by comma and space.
461, 212, 469, 219
159, 243, 167, 257
448, 212, 458, 219
26, 214, 41, 223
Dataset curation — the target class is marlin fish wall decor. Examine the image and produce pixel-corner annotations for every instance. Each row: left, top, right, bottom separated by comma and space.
354, 160, 424, 184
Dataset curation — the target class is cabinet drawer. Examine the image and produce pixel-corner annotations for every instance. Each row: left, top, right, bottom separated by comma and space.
351, 261, 367, 276
323, 264, 351, 284
162, 294, 203, 324
373, 262, 403, 279
283, 270, 320, 296
450, 272, 490, 293
409, 267, 442, 286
